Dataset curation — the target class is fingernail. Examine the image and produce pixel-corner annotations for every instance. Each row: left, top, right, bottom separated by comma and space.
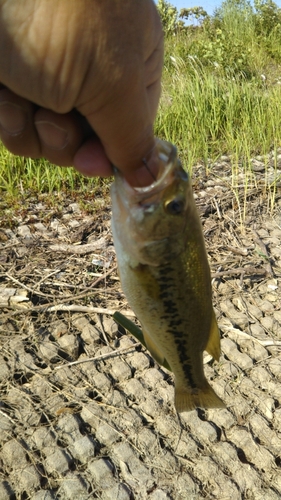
35, 121, 68, 150
0, 102, 26, 135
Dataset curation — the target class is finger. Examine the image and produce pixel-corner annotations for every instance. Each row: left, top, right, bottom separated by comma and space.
78, 27, 163, 182
82, 76, 156, 174
35, 109, 114, 175
0, 88, 41, 157
76, 70, 161, 186
144, 37, 164, 123
34, 109, 84, 166
80, 67, 163, 186
0, 89, 88, 167
73, 137, 113, 177
74, 135, 159, 187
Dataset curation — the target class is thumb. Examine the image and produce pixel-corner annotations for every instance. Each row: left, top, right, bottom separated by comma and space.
77, 74, 156, 176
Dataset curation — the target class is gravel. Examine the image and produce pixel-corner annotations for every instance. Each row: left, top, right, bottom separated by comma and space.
0, 159, 281, 499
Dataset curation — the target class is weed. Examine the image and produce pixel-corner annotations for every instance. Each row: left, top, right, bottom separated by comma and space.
155, 0, 281, 212
1, 0, 281, 214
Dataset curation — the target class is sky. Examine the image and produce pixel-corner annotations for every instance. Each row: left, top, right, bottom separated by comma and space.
170, 0, 281, 16
171, 0, 222, 15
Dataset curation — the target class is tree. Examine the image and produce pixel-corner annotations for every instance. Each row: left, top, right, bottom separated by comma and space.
180, 7, 208, 26
157, 0, 184, 35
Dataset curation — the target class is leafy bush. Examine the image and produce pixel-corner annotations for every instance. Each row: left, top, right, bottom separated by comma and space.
156, 0, 183, 35
156, 0, 281, 170
180, 7, 208, 25
187, 26, 253, 78
254, 0, 281, 36
159, 0, 281, 72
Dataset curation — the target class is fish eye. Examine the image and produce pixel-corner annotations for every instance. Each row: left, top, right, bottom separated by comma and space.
165, 197, 185, 215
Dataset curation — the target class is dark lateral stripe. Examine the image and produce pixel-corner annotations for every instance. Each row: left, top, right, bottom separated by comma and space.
157, 263, 197, 390
163, 301, 178, 315
172, 335, 197, 389
170, 335, 196, 389
159, 266, 174, 274
167, 319, 182, 327
183, 362, 196, 388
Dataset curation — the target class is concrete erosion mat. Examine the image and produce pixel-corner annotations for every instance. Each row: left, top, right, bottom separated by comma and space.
0, 154, 281, 499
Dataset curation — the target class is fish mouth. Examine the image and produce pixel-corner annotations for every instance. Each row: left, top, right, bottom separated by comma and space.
114, 139, 179, 203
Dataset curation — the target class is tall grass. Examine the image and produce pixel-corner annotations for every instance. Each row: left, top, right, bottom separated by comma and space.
0, 148, 100, 199
1, 0, 281, 213
154, 0, 281, 214
156, 55, 281, 167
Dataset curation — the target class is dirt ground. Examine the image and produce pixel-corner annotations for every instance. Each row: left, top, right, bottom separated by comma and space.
0, 152, 281, 500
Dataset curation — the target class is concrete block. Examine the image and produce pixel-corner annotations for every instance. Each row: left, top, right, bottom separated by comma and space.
70, 436, 96, 463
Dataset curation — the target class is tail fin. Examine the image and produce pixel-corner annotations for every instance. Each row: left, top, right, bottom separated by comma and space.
175, 381, 225, 413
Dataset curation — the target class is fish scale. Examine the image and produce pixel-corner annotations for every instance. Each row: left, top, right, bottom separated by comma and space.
111, 139, 225, 412
147, 260, 206, 389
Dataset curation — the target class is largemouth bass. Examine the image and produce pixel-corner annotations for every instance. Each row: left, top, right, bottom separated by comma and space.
111, 139, 225, 412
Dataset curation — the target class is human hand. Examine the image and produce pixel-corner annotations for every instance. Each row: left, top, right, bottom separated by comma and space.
0, 0, 163, 186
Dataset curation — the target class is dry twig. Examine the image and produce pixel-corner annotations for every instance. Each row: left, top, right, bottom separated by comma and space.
55, 344, 140, 370
49, 238, 107, 254
211, 266, 268, 278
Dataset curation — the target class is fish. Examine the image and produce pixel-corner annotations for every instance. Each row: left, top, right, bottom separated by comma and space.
110, 139, 225, 412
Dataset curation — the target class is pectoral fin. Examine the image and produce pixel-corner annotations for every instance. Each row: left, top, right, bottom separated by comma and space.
205, 309, 221, 362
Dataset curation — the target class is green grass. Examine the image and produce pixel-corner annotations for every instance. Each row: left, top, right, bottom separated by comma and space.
1, 0, 281, 214
156, 54, 281, 166
0, 149, 102, 198
154, 0, 281, 214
